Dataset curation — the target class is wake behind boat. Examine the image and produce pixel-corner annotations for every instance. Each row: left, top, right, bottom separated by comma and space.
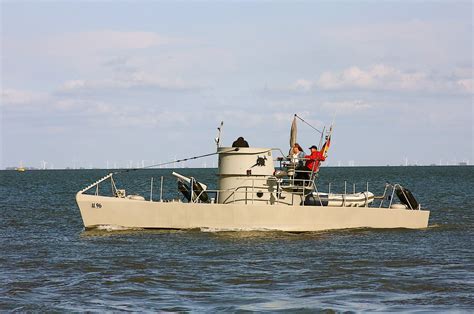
75, 116, 429, 231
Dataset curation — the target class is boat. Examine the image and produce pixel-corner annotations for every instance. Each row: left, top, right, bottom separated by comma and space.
311, 191, 375, 207
75, 116, 429, 231
16, 161, 26, 172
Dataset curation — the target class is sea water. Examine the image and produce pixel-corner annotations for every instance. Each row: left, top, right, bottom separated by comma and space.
1, 166, 473, 311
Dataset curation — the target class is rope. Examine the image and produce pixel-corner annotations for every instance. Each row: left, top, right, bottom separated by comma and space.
295, 114, 323, 134
114, 148, 239, 175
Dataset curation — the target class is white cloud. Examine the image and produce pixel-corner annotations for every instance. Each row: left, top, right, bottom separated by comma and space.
59, 72, 200, 93
54, 99, 113, 114
1, 88, 48, 106
453, 67, 472, 78
290, 79, 313, 92
457, 79, 473, 93
322, 20, 438, 44
62, 80, 86, 90
321, 100, 371, 114
44, 30, 175, 56
287, 64, 472, 94
318, 19, 471, 69
317, 64, 427, 91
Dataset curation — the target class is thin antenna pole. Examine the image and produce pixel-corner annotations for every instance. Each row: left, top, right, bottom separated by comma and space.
215, 121, 224, 149
160, 176, 164, 201
318, 126, 326, 150
150, 177, 153, 201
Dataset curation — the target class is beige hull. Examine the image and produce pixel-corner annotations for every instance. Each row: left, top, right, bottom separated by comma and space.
76, 193, 430, 231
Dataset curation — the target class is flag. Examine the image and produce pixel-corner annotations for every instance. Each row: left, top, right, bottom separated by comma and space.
321, 126, 333, 157
321, 137, 330, 157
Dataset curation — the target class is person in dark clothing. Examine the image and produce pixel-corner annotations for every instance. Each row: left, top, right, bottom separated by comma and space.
295, 145, 326, 185
232, 137, 249, 147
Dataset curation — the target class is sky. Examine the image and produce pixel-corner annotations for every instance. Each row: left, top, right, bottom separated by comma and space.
1, 1, 472, 169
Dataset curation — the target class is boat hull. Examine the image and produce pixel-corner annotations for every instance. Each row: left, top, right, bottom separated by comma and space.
76, 193, 430, 231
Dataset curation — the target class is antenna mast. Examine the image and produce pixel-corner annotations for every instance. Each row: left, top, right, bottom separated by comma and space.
215, 121, 224, 149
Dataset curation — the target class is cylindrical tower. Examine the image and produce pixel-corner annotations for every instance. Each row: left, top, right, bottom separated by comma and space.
217, 147, 276, 204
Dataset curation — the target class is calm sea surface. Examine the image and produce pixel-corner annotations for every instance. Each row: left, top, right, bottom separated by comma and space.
1, 166, 473, 311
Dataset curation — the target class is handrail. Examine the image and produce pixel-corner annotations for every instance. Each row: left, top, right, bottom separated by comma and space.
79, 171, 418, 210
375, 183, 421, 210
79, 173, 115, 194
191, 176, 314, 205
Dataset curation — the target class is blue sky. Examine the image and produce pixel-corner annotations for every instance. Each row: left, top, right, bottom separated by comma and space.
1, 1, 472, 169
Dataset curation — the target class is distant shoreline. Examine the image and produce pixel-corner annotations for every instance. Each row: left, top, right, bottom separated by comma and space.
2, 165, 472, 171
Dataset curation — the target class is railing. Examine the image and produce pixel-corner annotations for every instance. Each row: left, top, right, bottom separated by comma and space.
78, 168, 420, 210
79, 173, 162, 202
79, 173, 115, 194
276, 155, 321, 181
383, 183, 421, 210
191, 176, 315, 206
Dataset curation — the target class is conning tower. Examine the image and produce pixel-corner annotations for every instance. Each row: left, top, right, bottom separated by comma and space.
217, 147, 276, 204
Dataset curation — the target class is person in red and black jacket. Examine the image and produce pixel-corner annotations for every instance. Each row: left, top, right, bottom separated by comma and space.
305, 145, 326, 173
